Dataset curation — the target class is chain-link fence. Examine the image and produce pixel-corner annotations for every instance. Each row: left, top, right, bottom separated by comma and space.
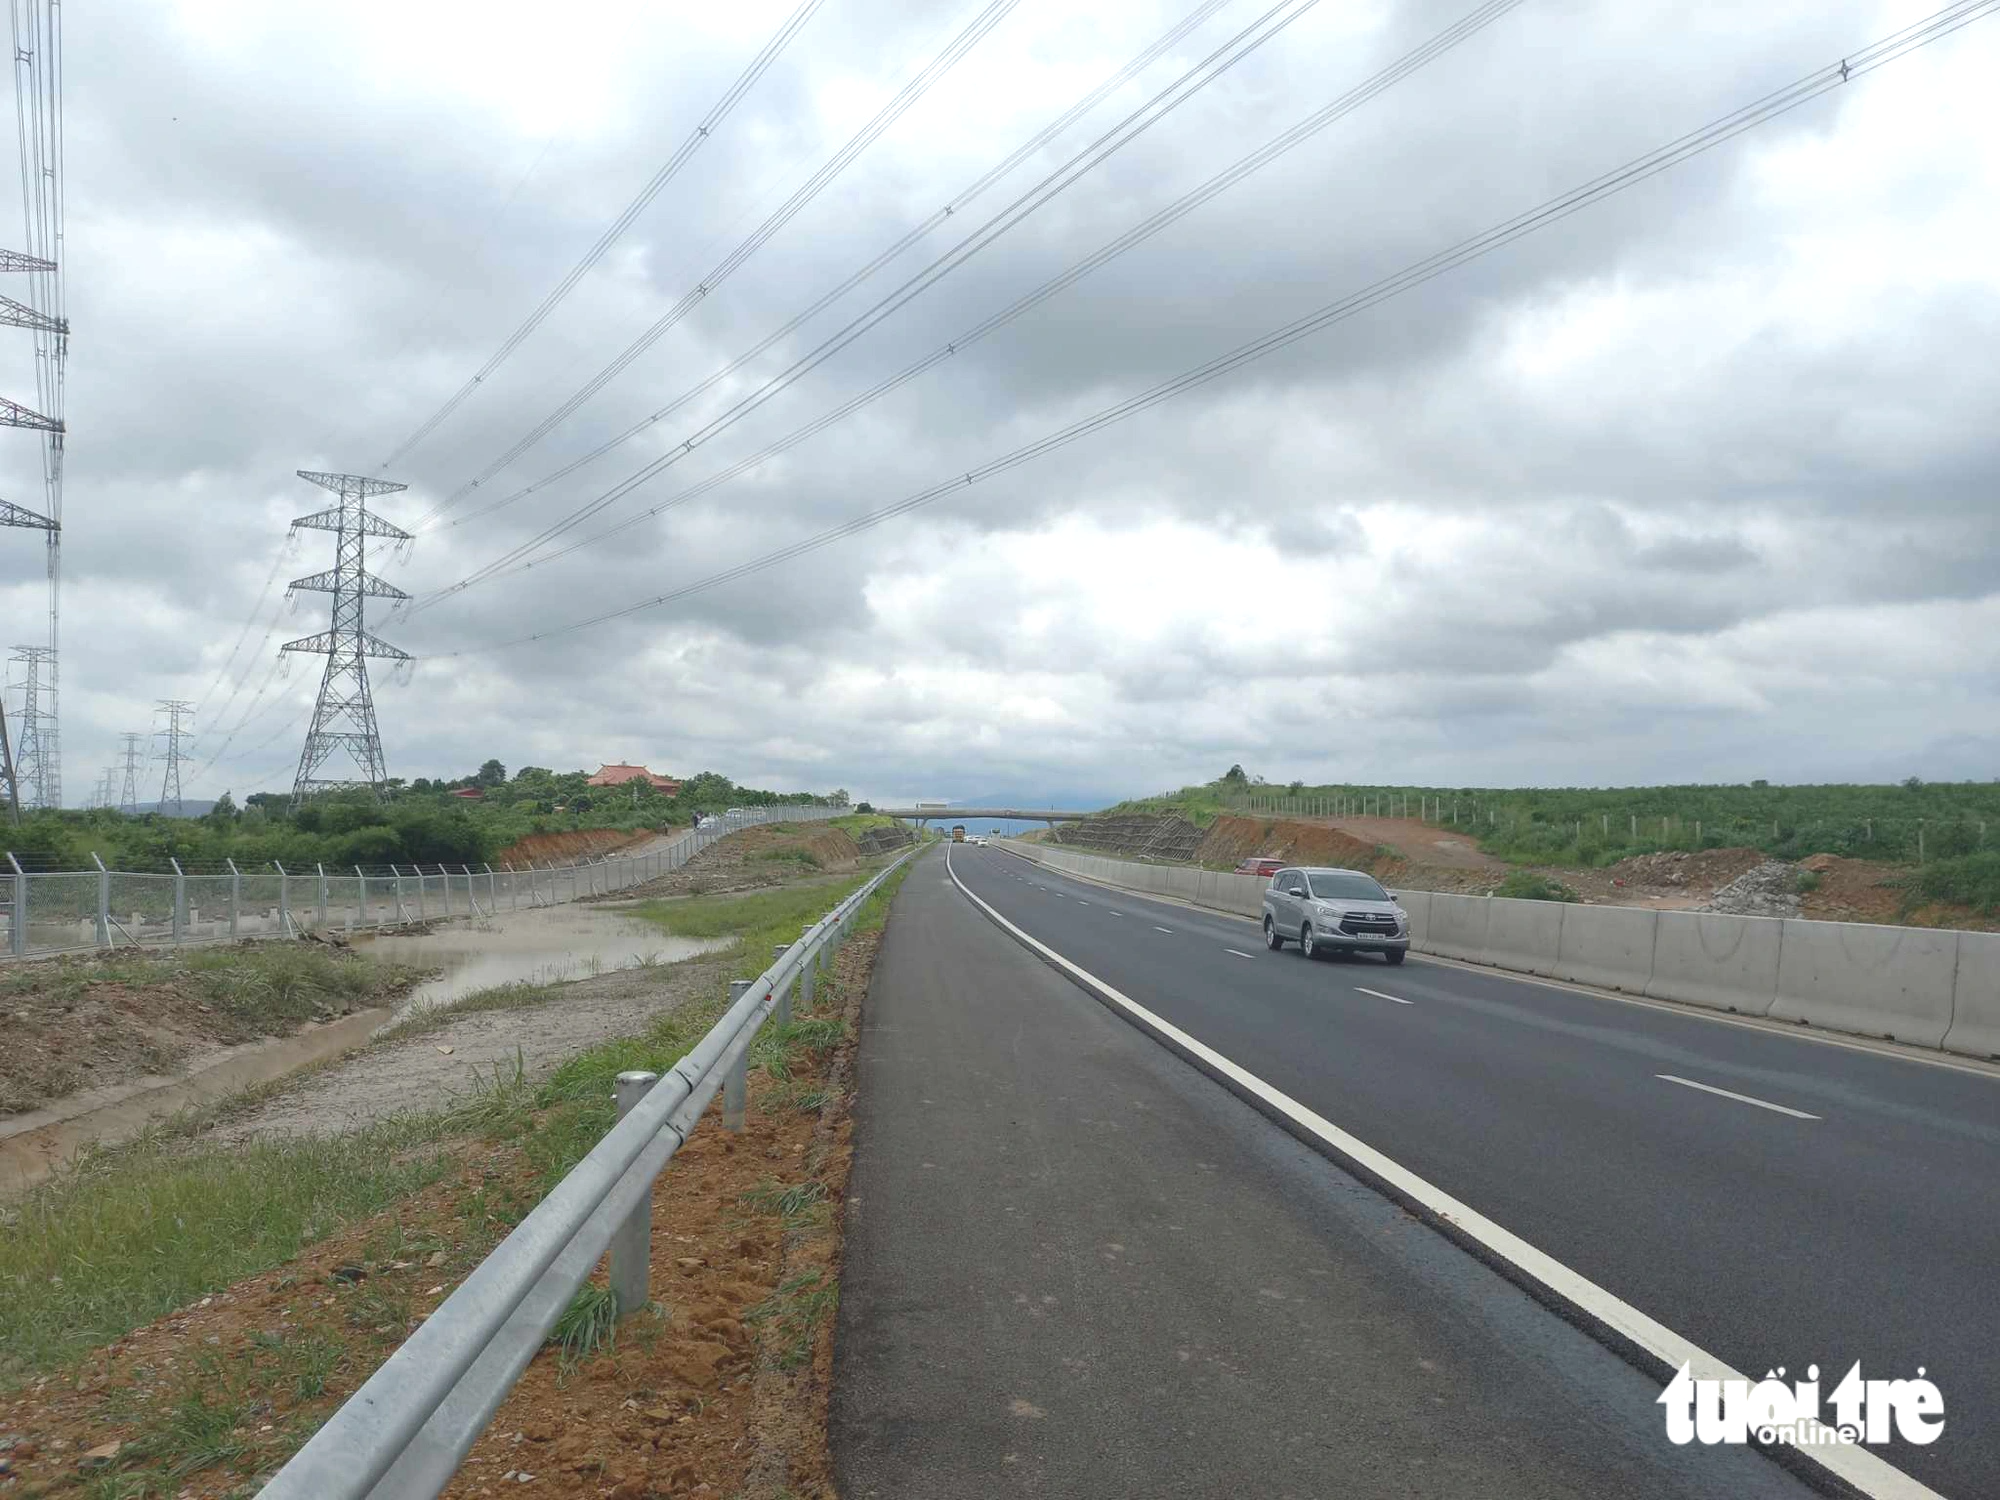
0, 803, 845, 960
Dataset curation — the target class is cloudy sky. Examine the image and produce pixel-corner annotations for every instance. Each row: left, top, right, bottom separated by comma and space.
6, 0, 1997, 808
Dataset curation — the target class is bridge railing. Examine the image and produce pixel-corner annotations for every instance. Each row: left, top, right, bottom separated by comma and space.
256, 842, 917, 1498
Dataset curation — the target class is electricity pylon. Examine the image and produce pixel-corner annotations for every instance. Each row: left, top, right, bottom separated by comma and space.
282, 470, 410, 802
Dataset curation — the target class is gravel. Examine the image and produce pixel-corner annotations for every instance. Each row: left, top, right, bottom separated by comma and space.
1698, 860, 1803, 919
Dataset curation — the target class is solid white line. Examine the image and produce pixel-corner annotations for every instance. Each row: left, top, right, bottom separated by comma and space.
1153, 925, 1174, 934
1656, 1074, 1821, 1121
1225, 948, 1255, 960
940, 846, 1936, 1500
1354, 986, 1412, 1006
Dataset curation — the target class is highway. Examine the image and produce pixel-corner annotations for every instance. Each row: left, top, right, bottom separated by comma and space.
932, 842, 2000, 1498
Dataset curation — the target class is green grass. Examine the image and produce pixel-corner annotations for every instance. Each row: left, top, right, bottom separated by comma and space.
549, 1282, 620, 1375
753, 846, 823, 869
373, 979, 562, 1043
746, 1269, 838, 1370
1900, 851, 2000, 916
0, 943, 419, 1033
1493, 871, 1580, 903
0, 1118, 458, 1381
631, 871, 876, 977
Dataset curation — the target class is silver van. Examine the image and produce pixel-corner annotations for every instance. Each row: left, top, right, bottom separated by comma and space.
1262, 867, 1410, 963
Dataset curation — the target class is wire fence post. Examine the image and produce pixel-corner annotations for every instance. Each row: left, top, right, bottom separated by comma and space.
440, 864, 451, 920
724, 980, 751, 1131
274, 861, 290, 936
7, 852, 25, 957
608, 1070, 659, 1317
170, 858, 187, 944
226, 858, 241, 939
485, 863, 497, 914
316, 864, 329, 930
354, 866, 367, 929
92, 852, 112, 944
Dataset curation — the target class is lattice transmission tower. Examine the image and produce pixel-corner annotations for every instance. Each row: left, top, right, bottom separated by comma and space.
5, 0, 69, 809
281, 470, 411, 803
154, 700, 193, 816
8, 641, 53, 807
117, 729, 142, 813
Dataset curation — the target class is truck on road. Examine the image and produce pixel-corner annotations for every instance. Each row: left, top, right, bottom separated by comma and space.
951, 825, 966, 843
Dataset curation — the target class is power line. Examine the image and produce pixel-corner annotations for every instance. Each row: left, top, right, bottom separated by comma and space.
415, 0, 1243, 539
409, 0, 1027, 529
377, 0, 828, 471
408, 0, 1330, 607
411, 0, 1525, 612
416, 0, 1998, 659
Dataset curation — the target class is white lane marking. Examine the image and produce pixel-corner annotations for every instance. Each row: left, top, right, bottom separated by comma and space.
941, 846, 1934, 1500
1107, 910, 1123, 918
1078, 900, 1091, 906
1153, 926, 1174, 934
1225, 948, 1256, 960
1656, 1074, 1820, 1121
1354, 986, 1412, 1006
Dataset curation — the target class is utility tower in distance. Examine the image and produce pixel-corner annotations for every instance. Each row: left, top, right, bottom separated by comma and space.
118, 730, 143, 813
8, 644, 56, 806
155, 699, 193, 816
282, 470, 411, 803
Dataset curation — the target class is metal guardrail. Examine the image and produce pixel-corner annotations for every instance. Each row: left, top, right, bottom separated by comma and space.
0, 804, 846, 960
256, 842, 917, 1499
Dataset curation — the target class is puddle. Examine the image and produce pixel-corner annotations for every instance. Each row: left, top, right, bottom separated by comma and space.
357, 903, 724, 1018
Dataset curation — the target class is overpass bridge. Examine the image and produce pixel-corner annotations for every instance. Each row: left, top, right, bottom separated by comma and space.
877, 806, 1092, 826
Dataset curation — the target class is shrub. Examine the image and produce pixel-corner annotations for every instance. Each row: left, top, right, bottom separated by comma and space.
1493, 871, 1579, 903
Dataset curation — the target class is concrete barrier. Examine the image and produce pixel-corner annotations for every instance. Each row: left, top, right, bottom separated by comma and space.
1426, 894, 1491, 964
1482, 897, 1565, 976
1645, 911, 1782, 1015
1943, 931, 2000, 1059
1551, 905, 1658, 993
1771, 918, 1959, 1047
1393, 890, 1432, 951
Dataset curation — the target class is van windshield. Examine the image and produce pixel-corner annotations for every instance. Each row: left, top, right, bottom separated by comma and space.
1306, 871, 1389, 901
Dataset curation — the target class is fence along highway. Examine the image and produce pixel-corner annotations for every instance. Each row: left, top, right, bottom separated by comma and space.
943, 842, 2000, 1499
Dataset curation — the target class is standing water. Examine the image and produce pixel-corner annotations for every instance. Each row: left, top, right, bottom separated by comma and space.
357, 902, 723, 1019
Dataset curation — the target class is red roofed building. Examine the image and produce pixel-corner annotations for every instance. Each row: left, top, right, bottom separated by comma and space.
586, 763, 681, 795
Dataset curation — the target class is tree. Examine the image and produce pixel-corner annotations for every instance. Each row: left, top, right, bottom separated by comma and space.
206, 792, 238, 825
856, 801, 875, 814
829, 788, 850, 806
477, 759, 506, 787
1222, 765, 1248, 785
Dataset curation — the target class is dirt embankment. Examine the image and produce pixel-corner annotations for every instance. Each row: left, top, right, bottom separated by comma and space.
610, 824, 865, 902
1192, 814, 1385, 872
493, 827, 661, 867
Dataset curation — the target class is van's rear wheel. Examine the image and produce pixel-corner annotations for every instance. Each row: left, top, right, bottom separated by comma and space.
1263, 917, 1284, 951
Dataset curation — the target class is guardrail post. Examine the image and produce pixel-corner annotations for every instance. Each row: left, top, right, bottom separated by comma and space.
440, 863, 452, 920
274, 861, 291, 936
6, 851, 24, 956
316, 863, 329, 930
773, 945, 792, 1025
170, 858, 187, 943
90, 853, 111, 947
226, 858, 241, 938
724, 980, 751, 1131
608, 1069, 660, 1317
799, 948, 815, 1014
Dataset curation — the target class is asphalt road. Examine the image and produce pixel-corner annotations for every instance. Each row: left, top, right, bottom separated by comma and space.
831, 845, 1825, 1499
926, 843, 2000, 1498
